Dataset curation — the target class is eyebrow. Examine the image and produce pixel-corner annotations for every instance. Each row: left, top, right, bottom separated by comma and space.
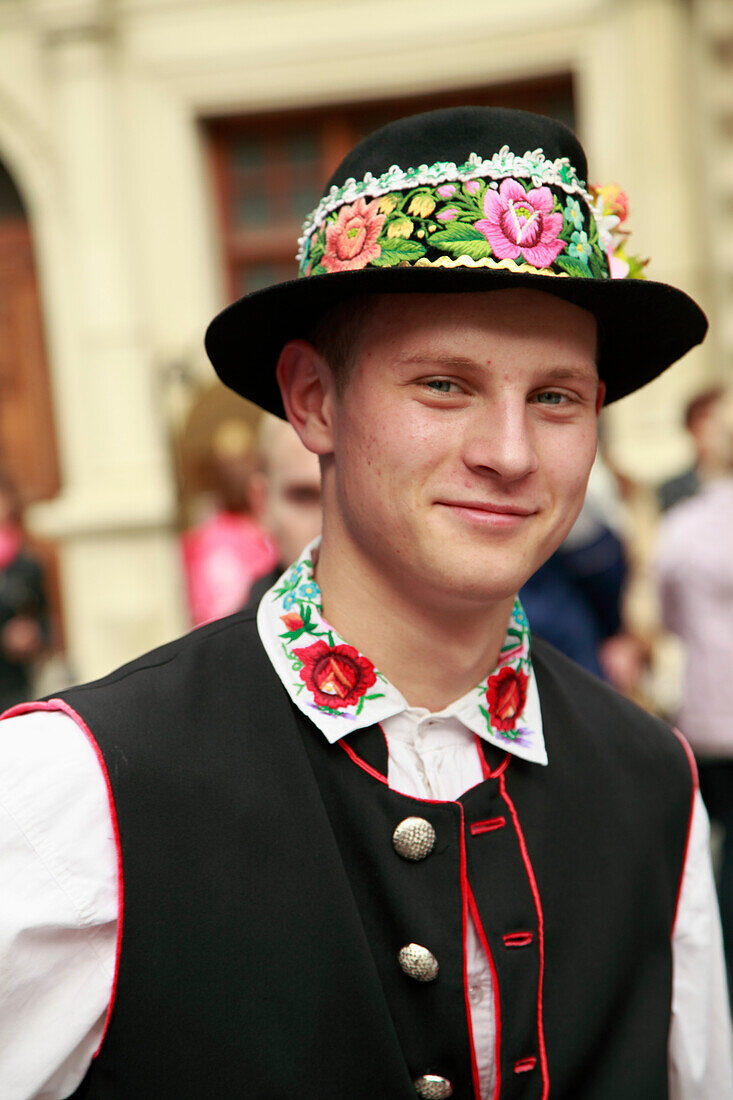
540, 365, 599, 382
397, 354, 480, 370
397, 355, 598, 379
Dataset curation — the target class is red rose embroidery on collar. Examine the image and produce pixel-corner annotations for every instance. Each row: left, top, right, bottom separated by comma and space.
293, 639, 377, 709
486, 666, 528, 731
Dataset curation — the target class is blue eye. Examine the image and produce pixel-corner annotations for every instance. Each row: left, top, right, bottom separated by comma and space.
535, 391, 565, 405
426, 379, 455, 392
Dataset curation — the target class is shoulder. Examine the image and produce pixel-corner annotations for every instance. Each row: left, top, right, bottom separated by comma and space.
58, 610, 263, 707
0, 707, 117, 918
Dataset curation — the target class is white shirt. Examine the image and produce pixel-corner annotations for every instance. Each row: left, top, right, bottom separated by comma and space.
0, 542, 731, 1097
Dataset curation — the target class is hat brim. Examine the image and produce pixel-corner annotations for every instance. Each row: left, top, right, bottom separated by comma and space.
205, 265, 708, 417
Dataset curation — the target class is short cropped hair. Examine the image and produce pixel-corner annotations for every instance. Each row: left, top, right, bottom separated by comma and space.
306, 294, 378, 393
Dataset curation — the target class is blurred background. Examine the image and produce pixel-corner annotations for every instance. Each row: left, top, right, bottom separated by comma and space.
0, 0, 729, 703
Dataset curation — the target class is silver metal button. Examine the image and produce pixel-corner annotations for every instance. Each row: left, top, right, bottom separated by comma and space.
398, 943, 439, 982
393, 816, 436, 861
414, 1074, 453, 1098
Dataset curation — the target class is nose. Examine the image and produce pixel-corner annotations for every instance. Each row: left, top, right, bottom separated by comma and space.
462, 401, 539, 483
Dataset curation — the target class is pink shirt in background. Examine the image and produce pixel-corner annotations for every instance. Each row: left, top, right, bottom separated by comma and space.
181, 511, 277, 626
657, 476, 733, 758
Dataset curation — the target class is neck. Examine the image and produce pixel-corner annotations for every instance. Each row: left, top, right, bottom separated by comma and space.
315, 533, 516, 713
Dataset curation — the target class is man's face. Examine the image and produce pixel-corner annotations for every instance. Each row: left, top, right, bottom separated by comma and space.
320, 288, 602, 609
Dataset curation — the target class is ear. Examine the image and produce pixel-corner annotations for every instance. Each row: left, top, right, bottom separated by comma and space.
276, 340, 335, 456
595, 380, 606, 416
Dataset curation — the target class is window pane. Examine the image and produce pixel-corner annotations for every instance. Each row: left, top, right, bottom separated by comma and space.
288, 132, 319, 164
291, 184, 320, 222
239, 260, 297, 295
232, 137, 265, 173
236, 190, 271, 226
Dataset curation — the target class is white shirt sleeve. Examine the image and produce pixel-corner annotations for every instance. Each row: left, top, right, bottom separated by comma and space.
669, 789, 733, 1099
0, 710, 118, 1100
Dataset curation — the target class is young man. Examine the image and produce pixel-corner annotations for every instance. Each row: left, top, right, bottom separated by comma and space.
0, 107, 729, 1099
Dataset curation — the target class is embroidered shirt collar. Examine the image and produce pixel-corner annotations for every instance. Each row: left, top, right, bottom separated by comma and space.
257, 539, 547, 766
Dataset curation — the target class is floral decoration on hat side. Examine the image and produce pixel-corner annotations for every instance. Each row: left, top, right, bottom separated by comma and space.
590, 182, 648, 280
300, 173, 610, 281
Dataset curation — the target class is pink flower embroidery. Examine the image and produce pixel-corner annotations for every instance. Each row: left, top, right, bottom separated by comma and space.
475, 178, 565, 268
436, 208, 458, 221
465, 180, 481, 195
322, 198, 385, 272
437, 184, 456, 198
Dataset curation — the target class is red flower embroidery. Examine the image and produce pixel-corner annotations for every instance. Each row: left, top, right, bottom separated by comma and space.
486, 667, 528, 731
322, 198, 385, 272
280, 612, 304, 631
293, 640, 377, 709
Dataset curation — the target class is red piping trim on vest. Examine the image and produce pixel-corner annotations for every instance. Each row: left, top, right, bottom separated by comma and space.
340, 734, 462, 807
499, 773, 549, 1098
470, 817, 506, 836
467, 885, 502, 1100
502, 931, 533, 948
459, 805, 482, 1100
474, 734, 511, 780
1, 698, 124, 1058
339, 738, 389, 785
671, 727, 699, 937
514, 1056, 537, 1074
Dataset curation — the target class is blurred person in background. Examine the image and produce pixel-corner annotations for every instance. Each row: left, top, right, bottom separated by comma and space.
0, 470, 49, 711
657, 389, 733, 999
244, 412, 322, 612
521, 450, 650, 698
180, 417, 277, 625
520, 490, 627, 680
657, 386, 725, 512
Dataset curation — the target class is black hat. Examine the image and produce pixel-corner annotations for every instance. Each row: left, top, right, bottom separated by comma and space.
205, 106, 707, 414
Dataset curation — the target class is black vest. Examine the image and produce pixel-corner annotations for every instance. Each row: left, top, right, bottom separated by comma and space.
58, 612, 692, 1099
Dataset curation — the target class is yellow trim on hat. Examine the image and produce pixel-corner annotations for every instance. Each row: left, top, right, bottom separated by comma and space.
413, 255, 571, 276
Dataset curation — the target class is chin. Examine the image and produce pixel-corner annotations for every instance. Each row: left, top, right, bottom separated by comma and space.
425, 565, 525, 607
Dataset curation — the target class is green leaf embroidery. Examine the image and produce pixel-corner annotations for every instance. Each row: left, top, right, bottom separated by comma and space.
371, 238, 427, 266
308, 239, 325, 264
555, 255, 594, 279
430, 223, 491, 261
587, 249, 607, 279
430, 222, 487, 243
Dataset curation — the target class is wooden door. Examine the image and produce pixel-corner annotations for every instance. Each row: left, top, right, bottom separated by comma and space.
0, 219, 59, 502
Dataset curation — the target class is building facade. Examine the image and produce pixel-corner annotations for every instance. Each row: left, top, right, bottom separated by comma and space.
0, 0, 728, 681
